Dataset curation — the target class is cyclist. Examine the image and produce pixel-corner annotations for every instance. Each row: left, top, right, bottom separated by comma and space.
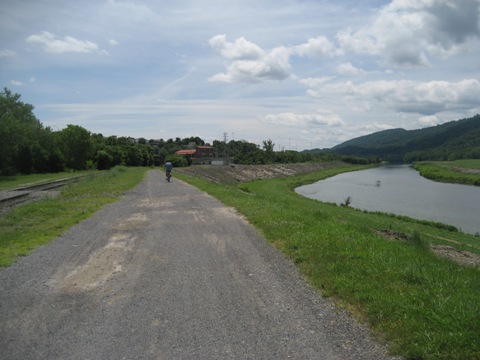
165, 161, 173, 182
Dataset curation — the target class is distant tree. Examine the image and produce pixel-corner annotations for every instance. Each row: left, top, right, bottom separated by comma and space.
262, 139, 275, 163
56, 124, 92, 170
0, 88, 51, 175
165, 154, 188, 167
95, 150, 114, 170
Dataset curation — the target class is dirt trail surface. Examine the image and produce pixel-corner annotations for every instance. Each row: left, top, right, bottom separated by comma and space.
0, 170, 399, 359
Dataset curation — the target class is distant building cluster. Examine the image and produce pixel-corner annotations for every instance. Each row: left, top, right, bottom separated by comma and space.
175, 145, 216, 164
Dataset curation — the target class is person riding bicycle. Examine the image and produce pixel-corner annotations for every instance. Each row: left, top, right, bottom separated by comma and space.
165, 161, 173, 181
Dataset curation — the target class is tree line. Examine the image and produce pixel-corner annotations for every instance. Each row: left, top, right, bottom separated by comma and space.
1, 88, 377, 176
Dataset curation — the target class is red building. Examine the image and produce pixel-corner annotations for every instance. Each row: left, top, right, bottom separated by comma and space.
175, 146, 216, 164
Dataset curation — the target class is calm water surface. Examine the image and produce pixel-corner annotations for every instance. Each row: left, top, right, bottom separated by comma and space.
296, 165, 480, 234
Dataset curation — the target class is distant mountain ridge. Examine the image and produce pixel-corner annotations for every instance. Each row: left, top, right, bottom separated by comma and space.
327, 115, 480, 163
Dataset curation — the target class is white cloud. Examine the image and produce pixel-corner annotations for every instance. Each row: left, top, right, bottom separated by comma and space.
337, 62, 365, 76
325, 78, 480, 115
299, 77, 335, 88
208, 34, 344, 83
26, 31, 100, 54
419, 115, 439, 126
11, 80, 23, 86
208, 35, 292, 83
0, 49, 16, 57
263, 110, 345, 127
337, 0, 480, 66
294, 36, 340, 58
209, 35, 264, 61
109, 39, 119, 46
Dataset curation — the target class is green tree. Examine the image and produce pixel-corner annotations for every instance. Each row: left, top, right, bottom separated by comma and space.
56, 125, 92, 170
262, 139, 275, 163
0, 88, 50, 175
165, 154, 188, 167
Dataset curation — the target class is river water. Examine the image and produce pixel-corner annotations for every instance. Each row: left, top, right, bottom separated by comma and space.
295, 165, 480, 235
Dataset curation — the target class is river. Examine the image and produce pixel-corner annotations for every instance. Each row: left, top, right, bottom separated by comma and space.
295, 165, 480, 235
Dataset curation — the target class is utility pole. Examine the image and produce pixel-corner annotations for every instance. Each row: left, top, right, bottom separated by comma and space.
223, 132, 229, 164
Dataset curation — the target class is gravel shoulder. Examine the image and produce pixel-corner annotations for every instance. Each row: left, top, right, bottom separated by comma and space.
0, 170, 400, 359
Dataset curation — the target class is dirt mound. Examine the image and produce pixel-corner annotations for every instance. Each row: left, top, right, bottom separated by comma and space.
176, 162, 340, 185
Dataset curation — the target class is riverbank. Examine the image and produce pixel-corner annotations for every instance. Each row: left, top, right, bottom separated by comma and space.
296, 164, 480, 235
177, 163, 480, 360
412, 159, 480, 186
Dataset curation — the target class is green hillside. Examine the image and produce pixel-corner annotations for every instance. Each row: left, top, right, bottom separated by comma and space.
329, 115, 480, 163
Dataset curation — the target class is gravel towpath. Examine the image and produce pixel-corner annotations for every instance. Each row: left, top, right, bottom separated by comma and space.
0, 170, 400, 359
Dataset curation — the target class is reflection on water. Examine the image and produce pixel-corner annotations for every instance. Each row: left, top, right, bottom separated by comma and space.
295, 165, 480, 234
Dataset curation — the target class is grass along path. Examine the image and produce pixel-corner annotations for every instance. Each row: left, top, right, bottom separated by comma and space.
0, 167, 148, 267
0, 170, 95, 191
176, 164, 480, 360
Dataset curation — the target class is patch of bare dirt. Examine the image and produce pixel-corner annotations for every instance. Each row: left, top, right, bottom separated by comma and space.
176, 162, 340, 185
372, 229, 409, 241
374, 229, 480, 267
430, 245, 480, 267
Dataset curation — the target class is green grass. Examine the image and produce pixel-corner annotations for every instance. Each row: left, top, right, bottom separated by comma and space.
175, 165, 480, 360
0, 171, 93, 190
413, 160, 480, 186
0, 166, 148, 266
2, 164, 479, 359
452, 159, 480, 169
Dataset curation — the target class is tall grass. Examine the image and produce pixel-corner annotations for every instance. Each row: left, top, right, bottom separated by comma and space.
0, 167, 148, 266
176, 166, 480, 360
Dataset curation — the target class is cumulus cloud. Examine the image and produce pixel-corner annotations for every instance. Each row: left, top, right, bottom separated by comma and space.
11, 80, 23, 86
326, 78, 480, 115
208, 34, 341, 83
263, 111, 344, 127
26, 31, 100, 54
337, 62, 365, 76
294, 36, 340, 58
337, 0, 480, 66
208, 35, 292, 83
209, 35, 264, 60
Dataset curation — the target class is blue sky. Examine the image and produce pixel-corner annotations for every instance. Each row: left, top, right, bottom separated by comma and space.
1, 0, 479, 150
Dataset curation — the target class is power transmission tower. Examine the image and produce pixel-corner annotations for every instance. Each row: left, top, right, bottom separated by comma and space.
223, 132, 229, 164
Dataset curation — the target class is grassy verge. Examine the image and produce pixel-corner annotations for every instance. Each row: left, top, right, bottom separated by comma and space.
0, 166, 148, 266
176, 164, 480, 360
413, 159, 480, 186
0, 171, 93, 190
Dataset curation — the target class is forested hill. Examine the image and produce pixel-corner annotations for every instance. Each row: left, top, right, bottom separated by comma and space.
329, 115, 480, 163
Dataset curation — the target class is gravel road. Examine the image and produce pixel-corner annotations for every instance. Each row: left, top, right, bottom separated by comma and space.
0, 170, 400, 359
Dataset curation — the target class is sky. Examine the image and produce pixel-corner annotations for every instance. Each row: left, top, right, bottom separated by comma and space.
1, 0, 479, 150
